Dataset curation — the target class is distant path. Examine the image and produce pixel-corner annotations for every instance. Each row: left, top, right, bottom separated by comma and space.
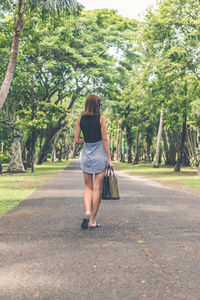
0, 160, 200, 300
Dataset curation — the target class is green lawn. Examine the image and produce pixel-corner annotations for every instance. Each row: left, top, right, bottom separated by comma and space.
0, 160, 72, 216
114, 161, 200, 191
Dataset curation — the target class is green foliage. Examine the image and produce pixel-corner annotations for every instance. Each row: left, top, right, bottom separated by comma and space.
0, 0, 79, 16
0, 152, 11, 163
1, 1, 200, 171
0, 7, 137, 165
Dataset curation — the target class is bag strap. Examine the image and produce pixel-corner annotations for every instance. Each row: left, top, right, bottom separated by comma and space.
107, 165, 114, 176
112, 168, 115, 176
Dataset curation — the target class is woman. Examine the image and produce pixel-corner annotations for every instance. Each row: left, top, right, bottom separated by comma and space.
74, 94, 113, 229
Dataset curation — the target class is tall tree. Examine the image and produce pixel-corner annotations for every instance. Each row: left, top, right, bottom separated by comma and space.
154, 104, 164, 168
0, 0, 78, 110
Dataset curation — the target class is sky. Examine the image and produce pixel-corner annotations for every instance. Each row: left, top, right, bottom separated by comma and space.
79, 0, 158, 21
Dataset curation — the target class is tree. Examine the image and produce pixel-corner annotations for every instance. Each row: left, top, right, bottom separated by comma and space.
174, 113, 187, 172
0, 9, 138, 166
140, 0, 200, 170
0, 0, 78, 110
154, 104, 164, 168
7, 131, 25, 173
34, 10, 138, 163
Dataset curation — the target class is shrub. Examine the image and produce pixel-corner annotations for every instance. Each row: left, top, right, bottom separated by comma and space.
0, 152, 11, 163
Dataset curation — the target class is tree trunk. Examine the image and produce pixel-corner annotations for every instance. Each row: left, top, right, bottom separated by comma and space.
28, 77, 38, 172
126, 124, 132, 163
7, 133, 25, 173
25, 137, 33, 168
123, 136, 126, 162
184, 127, 196, 166
58, 139, 63, 162
51, 129, 62, 162
62, 136, 69, 160
154, 104, 164, 168
133, 129, 139, 164
116, 119, 120, 161
39, 133, 43, 151
174, 114, 187, 172
193, 129, 197, 164
37, 126, 59, 164
119, 128, 124, 162
109, 130, 114, 160
37, 95, 77, 164
145, 126, 153, 162
62, 140, 66, 160
31, 131, 38, 173
146, 136, 152, 162
166, 129, 177, 165
64, 144, 69, 160
0, 141, 4, 173
196, 130, 200, 175
51, 144, 57, 162
0, 4, 24, 110
163, 127, 170, 165
26, 133, 38, 170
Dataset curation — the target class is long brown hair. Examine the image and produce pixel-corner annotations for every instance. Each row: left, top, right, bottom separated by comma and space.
84, 94, 102, 116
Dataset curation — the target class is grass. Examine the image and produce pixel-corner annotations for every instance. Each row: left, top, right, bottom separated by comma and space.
114, 161, 200, 191
1, 159, 199, 216
0, 160, 72, 216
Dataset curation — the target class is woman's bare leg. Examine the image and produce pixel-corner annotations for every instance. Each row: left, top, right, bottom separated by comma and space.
90, 168, 106, 225
82, 171, 93, 215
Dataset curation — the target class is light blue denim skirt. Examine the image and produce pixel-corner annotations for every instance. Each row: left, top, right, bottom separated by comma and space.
80, 140, 108, 174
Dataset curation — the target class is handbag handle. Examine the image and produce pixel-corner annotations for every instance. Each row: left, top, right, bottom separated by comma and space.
106, 165, 115, 176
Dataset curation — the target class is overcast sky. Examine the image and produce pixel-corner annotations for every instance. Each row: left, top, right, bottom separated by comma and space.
79, 0, 158, 20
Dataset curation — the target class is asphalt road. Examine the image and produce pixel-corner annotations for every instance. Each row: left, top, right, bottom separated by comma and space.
0, 160, 200, 300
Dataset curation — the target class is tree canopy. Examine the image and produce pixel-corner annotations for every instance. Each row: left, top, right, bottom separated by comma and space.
0, 0, 200, 174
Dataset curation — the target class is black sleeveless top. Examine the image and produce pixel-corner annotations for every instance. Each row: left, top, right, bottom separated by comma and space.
80, 115, 102, 143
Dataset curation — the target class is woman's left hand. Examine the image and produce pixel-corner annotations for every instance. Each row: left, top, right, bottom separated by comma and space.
108, 160, 114, 168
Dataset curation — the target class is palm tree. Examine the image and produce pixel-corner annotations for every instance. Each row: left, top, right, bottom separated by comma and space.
0, 0, 78, 110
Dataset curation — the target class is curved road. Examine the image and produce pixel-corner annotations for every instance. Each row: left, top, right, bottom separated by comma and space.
0, 160, 200, 299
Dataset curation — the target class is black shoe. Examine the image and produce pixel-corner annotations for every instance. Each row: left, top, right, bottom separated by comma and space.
81, 217, 90, 229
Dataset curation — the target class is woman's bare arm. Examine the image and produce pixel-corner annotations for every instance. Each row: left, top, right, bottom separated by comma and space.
74, 117, 84, 144
100, 115, 113, 167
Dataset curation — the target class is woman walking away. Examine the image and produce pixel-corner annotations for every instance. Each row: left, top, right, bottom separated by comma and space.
74, 94, 113, 229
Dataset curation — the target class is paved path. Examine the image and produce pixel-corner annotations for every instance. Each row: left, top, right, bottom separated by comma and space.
0, 160, 200, 300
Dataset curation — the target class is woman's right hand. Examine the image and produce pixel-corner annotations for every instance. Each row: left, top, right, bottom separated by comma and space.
108, 160, 114, 169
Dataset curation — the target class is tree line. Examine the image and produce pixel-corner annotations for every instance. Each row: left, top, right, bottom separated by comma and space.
0, 0, 200, 174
